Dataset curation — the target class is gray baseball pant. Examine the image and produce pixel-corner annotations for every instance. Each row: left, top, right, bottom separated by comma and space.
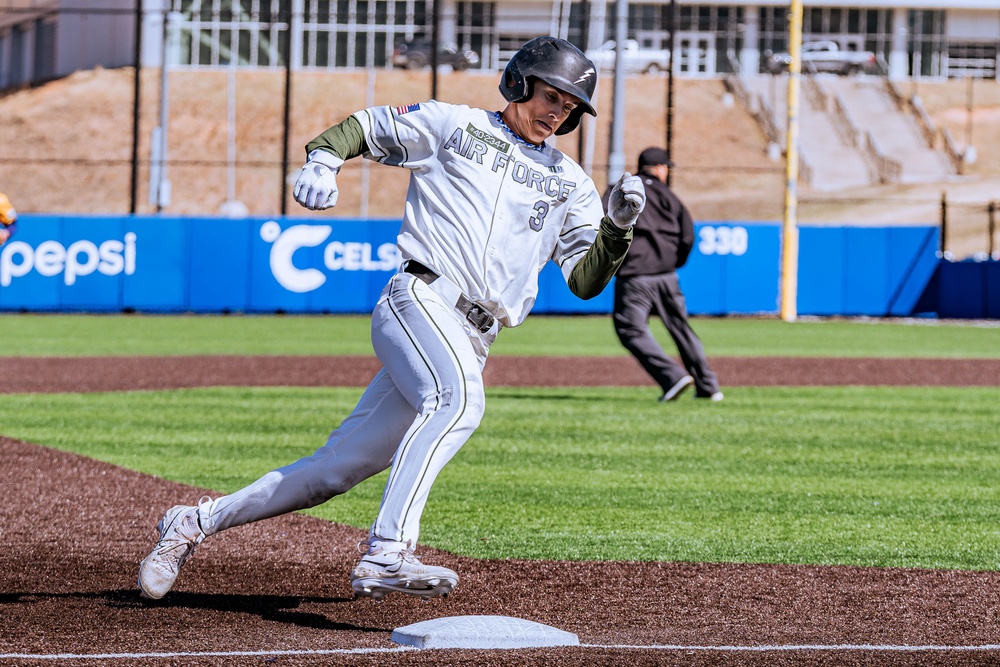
613, 272, 719, 396
197, 271, 496, 546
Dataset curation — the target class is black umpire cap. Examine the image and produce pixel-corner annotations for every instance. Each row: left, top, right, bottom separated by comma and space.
637, 147, 675, 169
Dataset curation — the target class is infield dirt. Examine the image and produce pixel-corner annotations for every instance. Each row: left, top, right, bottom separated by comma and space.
2, 355, 1000, 666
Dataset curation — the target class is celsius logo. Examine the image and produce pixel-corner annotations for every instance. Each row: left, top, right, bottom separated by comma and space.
260, 221, 400, 293
1, 233, 137, 287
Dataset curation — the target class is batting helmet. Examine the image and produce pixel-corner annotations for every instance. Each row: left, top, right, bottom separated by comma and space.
499, 36, 597, 136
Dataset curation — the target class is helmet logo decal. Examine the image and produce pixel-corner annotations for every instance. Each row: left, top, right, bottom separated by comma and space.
574, 67, 596, 84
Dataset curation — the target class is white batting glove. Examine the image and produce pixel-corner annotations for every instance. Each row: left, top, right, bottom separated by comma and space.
293, 149, 345, 210
607, 172, 646, 229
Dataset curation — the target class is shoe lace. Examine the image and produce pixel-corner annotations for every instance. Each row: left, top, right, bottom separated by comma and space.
153, 532, 194, 573
154, 497, 211, 570
358, 537, 419, 563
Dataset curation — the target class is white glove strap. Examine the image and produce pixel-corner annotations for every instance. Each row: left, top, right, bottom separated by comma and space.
307, 149, 344, 172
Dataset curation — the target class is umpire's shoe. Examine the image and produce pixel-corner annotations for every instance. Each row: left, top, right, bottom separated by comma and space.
659, 375, 694, 402
138, 497, 210, 599
351, 538, 458, 600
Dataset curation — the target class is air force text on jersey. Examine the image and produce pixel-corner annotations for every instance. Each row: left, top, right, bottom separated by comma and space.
443, 124, 577, 203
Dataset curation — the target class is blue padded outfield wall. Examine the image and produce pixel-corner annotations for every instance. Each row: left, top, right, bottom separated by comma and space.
0, 214, 993, 318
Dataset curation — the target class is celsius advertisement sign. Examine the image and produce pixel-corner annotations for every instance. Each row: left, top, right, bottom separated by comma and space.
259, 221, 399, 293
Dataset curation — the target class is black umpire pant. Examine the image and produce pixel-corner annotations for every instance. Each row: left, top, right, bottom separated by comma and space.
613, 272, 720, 397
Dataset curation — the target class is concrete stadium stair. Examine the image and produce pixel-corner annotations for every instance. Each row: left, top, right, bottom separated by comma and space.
740, 74, 953, 190
822, 76, 954, 184
799, 89, 871, 191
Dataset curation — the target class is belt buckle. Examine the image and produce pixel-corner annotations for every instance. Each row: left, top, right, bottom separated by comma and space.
466, 304, 494, 333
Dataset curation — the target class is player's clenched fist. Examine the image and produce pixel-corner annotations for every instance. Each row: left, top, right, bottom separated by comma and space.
607, 172, 645, 229
293, 150, 345, 210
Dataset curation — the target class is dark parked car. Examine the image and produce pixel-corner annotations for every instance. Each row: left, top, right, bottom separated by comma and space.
392, 39, 480, 71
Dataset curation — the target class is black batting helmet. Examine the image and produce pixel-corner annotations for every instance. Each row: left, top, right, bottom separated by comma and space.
499, 36, 597, 135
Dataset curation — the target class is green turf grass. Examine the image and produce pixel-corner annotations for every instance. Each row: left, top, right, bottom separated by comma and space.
0, 313, 998, 357
3, 385, 998, 570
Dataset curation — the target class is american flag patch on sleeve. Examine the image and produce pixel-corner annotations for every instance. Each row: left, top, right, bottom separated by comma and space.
394, 103, 421, 115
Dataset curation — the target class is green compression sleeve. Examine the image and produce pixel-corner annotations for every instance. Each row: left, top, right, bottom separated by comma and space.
305, 115, 368, 161
567, 216, 633, 300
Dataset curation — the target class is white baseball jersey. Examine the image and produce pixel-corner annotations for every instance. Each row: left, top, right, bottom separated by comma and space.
352, 100, 605, 327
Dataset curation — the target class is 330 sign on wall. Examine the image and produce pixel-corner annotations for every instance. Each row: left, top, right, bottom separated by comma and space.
698, 225, 748, 256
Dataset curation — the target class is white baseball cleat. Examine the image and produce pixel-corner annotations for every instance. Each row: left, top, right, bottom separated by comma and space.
350, 539, 458, 600
137, 497, 210, 600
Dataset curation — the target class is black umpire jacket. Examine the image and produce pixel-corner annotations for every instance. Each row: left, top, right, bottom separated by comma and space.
603, 168, 695, 279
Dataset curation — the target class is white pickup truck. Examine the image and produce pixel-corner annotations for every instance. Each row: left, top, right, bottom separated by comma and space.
764, 40, 876, 75
585, 40, 670, 75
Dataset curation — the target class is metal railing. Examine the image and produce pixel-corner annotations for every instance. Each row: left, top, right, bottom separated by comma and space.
881, 76, 907, 113
799, 59, 829, 113
725, 49, 743, 77
755, 94, 782, 146
832, 93, 897, 185
862, 130, 902, 184
802, 73, 828, 112
909, 95, 939, 149
798, 145, 814, 185
830, 94, 860, 148
940, 126, 966, 173
722, 72, 754, 114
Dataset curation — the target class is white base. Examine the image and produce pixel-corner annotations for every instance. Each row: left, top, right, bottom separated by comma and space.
392, 615, 579, 649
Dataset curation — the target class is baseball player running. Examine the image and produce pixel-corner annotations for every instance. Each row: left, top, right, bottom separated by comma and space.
138, 36, 645, 601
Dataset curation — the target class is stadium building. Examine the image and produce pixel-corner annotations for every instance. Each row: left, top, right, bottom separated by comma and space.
0, 0, 998, 89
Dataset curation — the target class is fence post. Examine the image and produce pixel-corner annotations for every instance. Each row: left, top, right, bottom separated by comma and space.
940, 191, 948, 256
989, 200, 997, 259
130, 2, 143, 214
280, 5, 293, 216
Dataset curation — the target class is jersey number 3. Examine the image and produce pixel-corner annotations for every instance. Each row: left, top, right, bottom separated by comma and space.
528, 200, 549, 232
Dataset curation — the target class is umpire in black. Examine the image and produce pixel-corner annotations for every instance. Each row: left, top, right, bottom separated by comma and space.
603, 147, 722, 402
